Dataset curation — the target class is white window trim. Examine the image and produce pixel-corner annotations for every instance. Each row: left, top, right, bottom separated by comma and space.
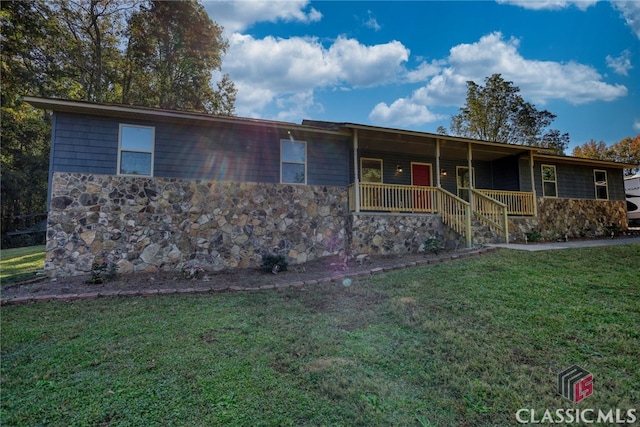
541, 164, 558, 198
117, 124, 155, 176
280, 139, 307, 184
594, 169, 609, 200
360, 157, 383, 183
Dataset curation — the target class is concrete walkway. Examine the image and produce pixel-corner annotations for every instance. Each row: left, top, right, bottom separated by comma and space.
486, 236, 640, 251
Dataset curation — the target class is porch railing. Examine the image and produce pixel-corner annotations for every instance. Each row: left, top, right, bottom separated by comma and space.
476, 189, 535, 216
471, 189, 509, 243
348, 183, 472, 247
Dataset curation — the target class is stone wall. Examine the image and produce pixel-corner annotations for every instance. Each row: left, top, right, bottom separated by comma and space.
46, 173, 349, 277
349, 213, 450, 255
508, 198, 627, 242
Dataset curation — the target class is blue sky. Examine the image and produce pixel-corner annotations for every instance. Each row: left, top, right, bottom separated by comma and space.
204, 1, 640, 152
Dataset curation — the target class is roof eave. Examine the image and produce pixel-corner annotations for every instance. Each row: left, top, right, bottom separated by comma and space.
24, 96, 348, 136
534, 153, 637, 169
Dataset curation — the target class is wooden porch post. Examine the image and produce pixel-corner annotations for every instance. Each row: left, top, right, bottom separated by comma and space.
529, 150, 537, 217
467, 142, 473, 208
353, 129, 360, 213
436, 139, 441, 188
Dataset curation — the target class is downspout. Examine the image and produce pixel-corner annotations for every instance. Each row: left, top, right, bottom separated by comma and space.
47, 112, 57, 211
530, 150, 537, 217
353, 129, 360, 213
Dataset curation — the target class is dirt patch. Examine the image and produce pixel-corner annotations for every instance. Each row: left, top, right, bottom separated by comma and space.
1, 249, 487, 301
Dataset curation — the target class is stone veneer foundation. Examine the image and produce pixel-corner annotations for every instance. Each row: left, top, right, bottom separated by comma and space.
46, 173, 628, 277
349, 213, 451, 255
508, 198, 627, 242
47, 173, 349, 277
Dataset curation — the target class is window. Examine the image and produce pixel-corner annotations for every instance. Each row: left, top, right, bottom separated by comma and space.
360, 158, 383, 183
281, 139, 306, 184
541, 165, 557, 197
456, 166, 474, 201
594, 170, 608, 200
118, 124, 154, 176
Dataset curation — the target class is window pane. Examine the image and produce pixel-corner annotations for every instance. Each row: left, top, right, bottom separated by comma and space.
595, 171, 606, 184
361, 159, 382, 183
120, 151, 151, 175
596, 186, 608, 199
542, 166, 556, 182
121, 126, 153, 151
458, 189, 470, 202
282, 163, 305, 183
282, 141, 305, 163
543, 182, 557, 197
457, 168, 470, 188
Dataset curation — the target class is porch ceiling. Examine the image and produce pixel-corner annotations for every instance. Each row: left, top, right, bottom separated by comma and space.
354, 128, 531, 162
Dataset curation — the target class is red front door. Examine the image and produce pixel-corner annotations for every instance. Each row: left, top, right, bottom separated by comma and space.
412, 164, 432, 211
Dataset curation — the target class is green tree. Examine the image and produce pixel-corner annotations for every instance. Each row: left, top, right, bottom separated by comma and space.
1, 0, 237, 245
122, 0, 236, 114
572, 139, 611, 160
1, 0, 58, 243
573, 136, 640, 175
449, 74, 569, 154
52, 0, 134, 102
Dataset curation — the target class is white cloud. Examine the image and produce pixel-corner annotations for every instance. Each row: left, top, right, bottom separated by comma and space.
406, 60, 444, 83
203, 0, 321, 34
498, 0, 640, 39
634, 119, 640, 133
223, 33, 410, 117
496, 0, 597, 11
369, 98, 444, 127
611, 0, 640, 39
328, 38, 409, 87
366, 32, 627, 128
606, 50, 633, 76
363, 10, 381, 31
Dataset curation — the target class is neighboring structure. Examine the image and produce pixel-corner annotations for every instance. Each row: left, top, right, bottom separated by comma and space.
25, 97, 632, 277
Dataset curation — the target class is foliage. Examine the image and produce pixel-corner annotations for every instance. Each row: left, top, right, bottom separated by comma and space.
261, 254, 288, 273
0, 1, 57, 239
122, 0, 236, 114
86, 259, 118, 284
524, 228, 542, 242
1, 0, 237, 244
421, 236, 444, 255
572, 135, 640, 176
448, 74, 569, 154
181, 261, 205, 280
2, 246, 639, 425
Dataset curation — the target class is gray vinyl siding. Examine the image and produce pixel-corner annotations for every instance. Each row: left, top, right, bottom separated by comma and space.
51, 113, 119, 174
307, 136, 349, 186
50, 112, 350, 186
519, 157, 533, 192
491, 155, 520, 191
534, 161, 625, 201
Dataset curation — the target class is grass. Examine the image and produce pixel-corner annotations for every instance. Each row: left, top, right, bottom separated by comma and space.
2, 245, 639, 426
0, 245, 45, 285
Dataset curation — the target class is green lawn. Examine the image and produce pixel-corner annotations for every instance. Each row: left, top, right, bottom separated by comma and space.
2, 245, 639, 426
0, 245, 45, 284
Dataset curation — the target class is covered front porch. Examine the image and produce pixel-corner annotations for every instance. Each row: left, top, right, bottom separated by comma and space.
344, 123, 541, 246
